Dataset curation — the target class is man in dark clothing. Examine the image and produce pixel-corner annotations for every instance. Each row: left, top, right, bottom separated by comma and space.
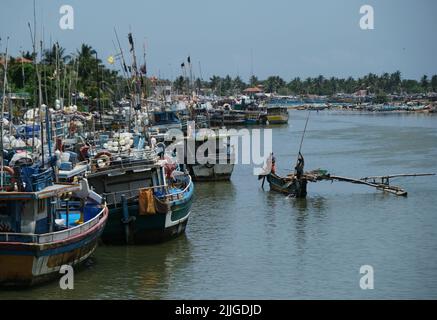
295, 152, 304, 178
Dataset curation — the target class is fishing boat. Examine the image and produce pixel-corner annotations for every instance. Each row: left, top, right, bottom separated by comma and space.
149, 110, 182, 133
223, 110, 246, 126
0, 167, 108, 287
265, 172, 308, 198
266, 106, 289, 124
86, 147, 194, 245
244, 110, 265, 125
233, 97, 267, 125
185, 132, 235, 181
210, 107, 247, 127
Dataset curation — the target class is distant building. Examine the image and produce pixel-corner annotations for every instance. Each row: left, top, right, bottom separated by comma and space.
354, 89, 368, 97
0, 56, 33, 65
243, 86, 264, 94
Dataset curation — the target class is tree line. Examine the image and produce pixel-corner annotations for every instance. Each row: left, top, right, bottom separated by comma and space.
1, 43, 122, 110
2, 43, 436, 111
175, 72, 437, 97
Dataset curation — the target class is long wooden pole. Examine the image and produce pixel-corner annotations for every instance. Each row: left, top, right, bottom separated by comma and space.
295, 110, 310, 168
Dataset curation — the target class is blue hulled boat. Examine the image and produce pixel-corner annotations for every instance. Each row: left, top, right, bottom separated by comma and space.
0, 165, 108, 287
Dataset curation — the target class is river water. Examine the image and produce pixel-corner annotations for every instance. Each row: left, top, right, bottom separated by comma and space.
1, 110, 437, 299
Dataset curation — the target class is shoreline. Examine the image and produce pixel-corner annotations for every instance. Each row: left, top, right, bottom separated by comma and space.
284, 104, 437, 114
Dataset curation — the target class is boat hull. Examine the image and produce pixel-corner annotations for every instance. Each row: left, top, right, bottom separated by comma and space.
266, 173, 307, 198
244, 118, 259, 125
189, 163, 234, 181
266, 114, 289, 124
102, 186, 194, 245
0, 208, 108, 287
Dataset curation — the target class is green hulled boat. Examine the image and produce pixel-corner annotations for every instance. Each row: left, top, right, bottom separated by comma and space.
86, 149, 194, 245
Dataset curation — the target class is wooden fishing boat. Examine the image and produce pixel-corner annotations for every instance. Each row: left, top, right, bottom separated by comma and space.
86, 149, 194, 244
244, 110, 265, 125
266, 106, 289, 124
185, 133, 235, 182
149, 110, 182, 133
265, 172, 307, 198
263, 168, 435, 198
0, 168, 108, 287
223, 110, 246, 126
208, 107, 246, 127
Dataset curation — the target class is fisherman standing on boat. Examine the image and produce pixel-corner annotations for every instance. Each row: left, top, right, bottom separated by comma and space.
295, 152, 304, 178
271, 153, 276, 174
292, 152, 307, 198
264, 152, 276, 174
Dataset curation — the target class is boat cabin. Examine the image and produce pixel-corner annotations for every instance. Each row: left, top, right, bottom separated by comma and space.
0, 183, 80, 235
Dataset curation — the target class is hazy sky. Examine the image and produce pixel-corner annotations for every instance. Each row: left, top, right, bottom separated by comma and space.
0, 0, 436, 81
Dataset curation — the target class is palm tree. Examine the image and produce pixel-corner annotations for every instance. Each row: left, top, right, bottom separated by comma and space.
233, 76, 246, 92
431, 75, 437, 92
76, 44, 98, 79
249, 75, 259, 87
173, 76, 186, 93
390, 71, 401, 93
421, 75, 429, 93
43, 43, 70, 65
209, 75, 221, 94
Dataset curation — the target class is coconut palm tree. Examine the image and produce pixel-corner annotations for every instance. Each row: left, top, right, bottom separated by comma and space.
43, 43, 70, 65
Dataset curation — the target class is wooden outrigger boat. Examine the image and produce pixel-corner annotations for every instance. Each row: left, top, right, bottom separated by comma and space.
0, 167, 108, 287
266, 172, 308, 198
262, 168, 435, 198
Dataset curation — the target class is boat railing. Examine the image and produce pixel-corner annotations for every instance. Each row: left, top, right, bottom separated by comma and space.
88, 150, 159, 172
103, 174, 192, 204
156, 174, 193, 202
104, 184, 167, 206
89, 148, 158, 161
0, 205, 107, 244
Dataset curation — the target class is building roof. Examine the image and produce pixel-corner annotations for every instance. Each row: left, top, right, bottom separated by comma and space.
243, 87, 263, 93
15, 57, 33, 64
0, 57, 33, 65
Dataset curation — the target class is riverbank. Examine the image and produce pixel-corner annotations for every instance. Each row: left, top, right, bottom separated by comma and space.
284, 102, 437, 114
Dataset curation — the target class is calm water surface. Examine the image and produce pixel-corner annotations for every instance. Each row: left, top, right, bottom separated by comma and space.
1, 110, 437, 299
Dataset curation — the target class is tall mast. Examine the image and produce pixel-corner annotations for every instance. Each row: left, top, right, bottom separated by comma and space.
128, 32, 142, 133
95, 52, 103, 130
142, 39, 150, 124
1, 37, 9, 190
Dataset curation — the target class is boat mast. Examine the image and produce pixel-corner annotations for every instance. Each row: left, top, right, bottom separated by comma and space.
95, 51, 104, 131
0, 37, 9, 190
28, 0, 44, 167
142, 39, 150, 128
128, 32, 142, 134
114, 28, 135, 133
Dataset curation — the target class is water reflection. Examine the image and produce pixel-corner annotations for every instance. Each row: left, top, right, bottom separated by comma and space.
291, 196, 327, 215
0, 236, 193, 300
194, 180, 237, 200
92, 235, 194, 299
290, 196, 328, 252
